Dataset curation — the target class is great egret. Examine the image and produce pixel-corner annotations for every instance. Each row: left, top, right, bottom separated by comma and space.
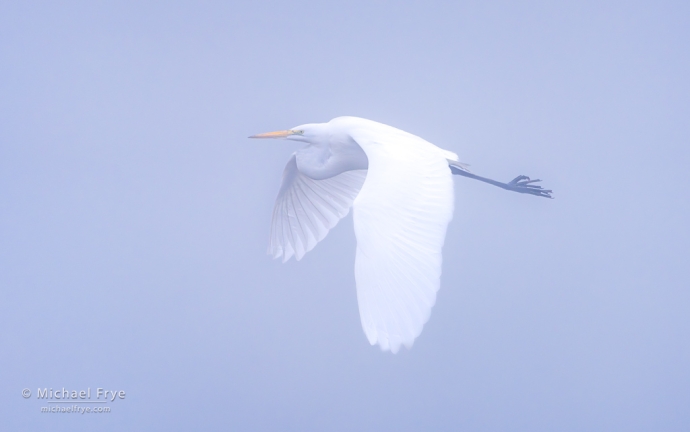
250, 116, 551, 353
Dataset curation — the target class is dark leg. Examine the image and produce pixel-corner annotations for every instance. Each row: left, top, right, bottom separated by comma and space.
449, 164, 553, 198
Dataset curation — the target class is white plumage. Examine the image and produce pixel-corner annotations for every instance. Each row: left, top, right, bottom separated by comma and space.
254, 117, 456, 353
268, 153, 366, 262
348, 121, 455, 352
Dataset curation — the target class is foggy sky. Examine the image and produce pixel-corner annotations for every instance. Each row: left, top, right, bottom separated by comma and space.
1, 1, 689, 430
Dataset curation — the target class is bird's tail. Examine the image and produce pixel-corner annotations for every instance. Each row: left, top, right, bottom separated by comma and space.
448, 160, 472, 173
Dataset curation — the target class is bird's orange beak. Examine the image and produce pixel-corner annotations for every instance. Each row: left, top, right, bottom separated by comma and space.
248, 130, 296, 139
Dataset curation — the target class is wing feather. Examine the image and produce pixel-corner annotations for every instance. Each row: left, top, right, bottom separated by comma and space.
269, 154, 366, 262
349, 123, 455, 353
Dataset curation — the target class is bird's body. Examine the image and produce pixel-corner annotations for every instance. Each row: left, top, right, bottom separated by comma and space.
251, 116, 551, 353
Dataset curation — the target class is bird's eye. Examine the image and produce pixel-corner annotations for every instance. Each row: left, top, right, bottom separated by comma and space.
296, 130, 304, 135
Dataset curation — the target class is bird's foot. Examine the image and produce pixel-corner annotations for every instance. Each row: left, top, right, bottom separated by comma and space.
506, 175, 553, 198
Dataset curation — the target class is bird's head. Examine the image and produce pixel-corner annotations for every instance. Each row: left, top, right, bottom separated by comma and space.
249, 123, 328, 145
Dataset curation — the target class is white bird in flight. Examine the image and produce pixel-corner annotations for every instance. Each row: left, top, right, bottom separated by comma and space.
250, 116, 551, 353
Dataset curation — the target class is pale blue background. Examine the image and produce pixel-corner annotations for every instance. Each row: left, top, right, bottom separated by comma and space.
1, 1, 689, 430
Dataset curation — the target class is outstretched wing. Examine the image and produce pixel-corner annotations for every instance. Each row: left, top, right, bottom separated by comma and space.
269, 153, 367, 262
347, 120, 455, 353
